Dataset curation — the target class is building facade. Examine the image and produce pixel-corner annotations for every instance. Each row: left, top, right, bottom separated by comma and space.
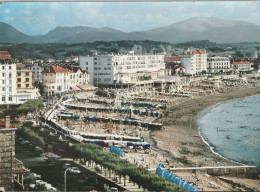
79, 52, 165, 85
42, 65, 89, 94
0, 52, 18, 105
0, 52, 39, 105
207, 56, 230, 73
16, 69, 34, 90
180, 48, 207, 75
28, 64, 44, 83
231, 62, 253, 73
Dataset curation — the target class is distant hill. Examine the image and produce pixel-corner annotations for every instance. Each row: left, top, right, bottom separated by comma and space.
1, 17, 260, 44
0, 22, 34, 43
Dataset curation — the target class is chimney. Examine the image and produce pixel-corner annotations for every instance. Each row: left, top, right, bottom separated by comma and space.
5, 116, 10, 129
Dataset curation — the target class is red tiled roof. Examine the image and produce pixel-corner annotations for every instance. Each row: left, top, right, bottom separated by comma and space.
0, 56, 11, 59
0, 51, 9, 55
164, 56, 181, 62
232, 62, 251, 65
0, 120, 13, 129
187, 50, 207, 55
43, 65, 72, 74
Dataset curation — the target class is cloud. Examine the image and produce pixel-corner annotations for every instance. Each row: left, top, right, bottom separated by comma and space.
4, 9, 10, 14
23, 10, 33, 16
4, 17, 14, 21
1, 2, 260, 35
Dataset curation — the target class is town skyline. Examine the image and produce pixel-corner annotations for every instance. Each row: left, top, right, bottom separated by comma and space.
0, 2, 259, 35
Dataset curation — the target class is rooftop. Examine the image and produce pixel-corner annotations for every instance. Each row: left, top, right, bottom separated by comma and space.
43, 65, 72, 74
187, 50, 207, 55
232, 62, 251, 65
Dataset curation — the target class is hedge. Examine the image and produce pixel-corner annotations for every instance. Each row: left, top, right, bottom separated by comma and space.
17, 126, 45, 148
16, 99, 44, 114
70, 144, 183, 191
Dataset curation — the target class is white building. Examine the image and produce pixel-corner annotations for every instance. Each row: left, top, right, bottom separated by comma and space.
42, 65, 89, 94
207, 56, 230, 73
79, 52, 165, 85
28, 63, 44, 83
180, 48, 207, 75
231, 62, 253, 73
0, 51, 39, 105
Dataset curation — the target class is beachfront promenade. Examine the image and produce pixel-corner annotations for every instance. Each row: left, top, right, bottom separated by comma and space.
148, 165, 257, 171
148, 165, 259, 178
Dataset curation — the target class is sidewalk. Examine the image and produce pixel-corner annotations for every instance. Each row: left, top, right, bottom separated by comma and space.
74, 160, 143, 191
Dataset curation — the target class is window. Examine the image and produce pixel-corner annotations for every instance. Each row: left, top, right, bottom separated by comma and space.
26, 72, 29, 76
2, 95, 5, 101
2, 66, 5, 70
86, 62, 88, 65
25, 78, 29, 82
9, 66, 12, 70
17, 78, 21, 82
2, 73, 4, 77
26, 84, 29, 88
8, 95, 12, 101
17, 72, 21, 76
2, 80, 4, 84
9, 87, 11, 92
2, 87, 5, 91
9, 73, 11, 78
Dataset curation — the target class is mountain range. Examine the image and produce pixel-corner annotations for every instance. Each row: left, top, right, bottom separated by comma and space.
1, 17, 260, 44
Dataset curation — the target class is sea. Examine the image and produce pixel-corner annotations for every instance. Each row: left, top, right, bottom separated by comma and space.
198, 94, 260, 167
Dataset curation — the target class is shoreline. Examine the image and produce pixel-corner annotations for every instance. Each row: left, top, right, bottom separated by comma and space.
151, 84, 260, 190
157, 85, 260, 165
197, 94, 260, 167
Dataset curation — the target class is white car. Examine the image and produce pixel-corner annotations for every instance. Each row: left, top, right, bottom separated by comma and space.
68, 167, 81, 174
35, 180, 46, 185
24, 173, 41, 180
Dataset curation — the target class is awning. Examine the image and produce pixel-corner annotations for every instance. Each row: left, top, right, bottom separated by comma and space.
51, 89, 57, 93
77, 84, 98, 91
70, 86, 81, 91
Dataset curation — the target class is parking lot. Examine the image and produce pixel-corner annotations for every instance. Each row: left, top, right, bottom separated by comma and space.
15, 141, 120, 191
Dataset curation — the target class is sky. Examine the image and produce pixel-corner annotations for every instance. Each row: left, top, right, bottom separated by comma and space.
0, 1, 259, 36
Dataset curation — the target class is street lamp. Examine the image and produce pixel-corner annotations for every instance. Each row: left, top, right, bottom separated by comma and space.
64, 167, 80, 192
64, 168, 70, 192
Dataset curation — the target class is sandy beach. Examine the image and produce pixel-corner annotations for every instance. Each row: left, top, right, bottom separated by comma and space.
152, 84, 260, 191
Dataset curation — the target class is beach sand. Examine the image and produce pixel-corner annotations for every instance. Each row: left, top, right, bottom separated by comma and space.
152, 84, 260, 191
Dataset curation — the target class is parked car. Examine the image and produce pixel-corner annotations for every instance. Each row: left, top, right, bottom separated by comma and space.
68, 167, 81, 174
23, 172, 41, 180
63, 163, 71, 170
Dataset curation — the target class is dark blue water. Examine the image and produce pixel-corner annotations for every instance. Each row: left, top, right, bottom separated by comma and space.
198, 94, 260, 167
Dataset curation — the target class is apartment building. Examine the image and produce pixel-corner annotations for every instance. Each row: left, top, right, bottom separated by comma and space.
0, 52, 39, 105
231, 61, 253, 73
180, 48, 207, 75
16, 69, 34, 89
79, 52, 165, 85
207, 56, 230, 73
0, 52, 18, 105
42, 65, 89, 94
28, 64, 44, 83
